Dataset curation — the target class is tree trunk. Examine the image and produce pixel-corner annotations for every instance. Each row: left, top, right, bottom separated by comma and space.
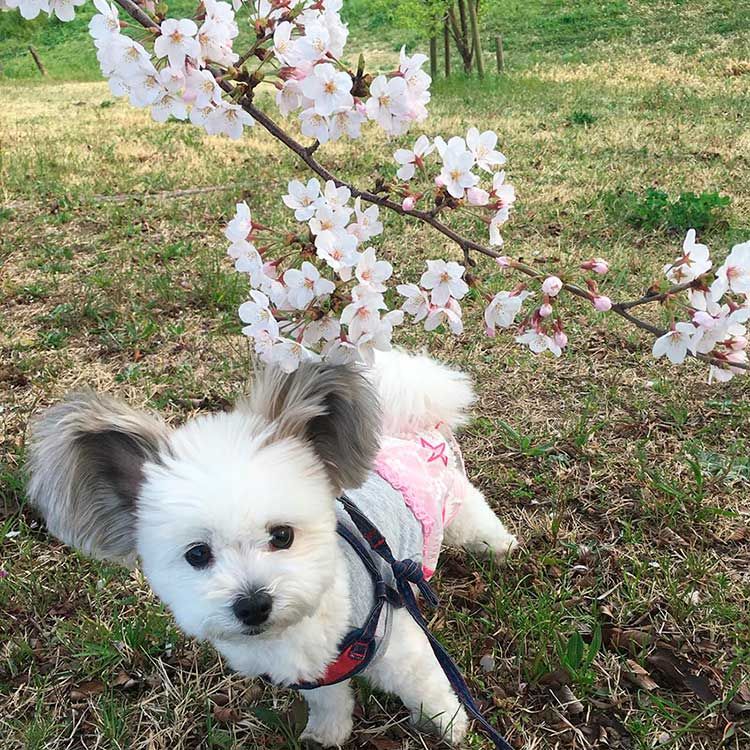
443, 20, 451, 78
447, 4, 473, 74
429, 36, 438, 79
467, 0, 485, 78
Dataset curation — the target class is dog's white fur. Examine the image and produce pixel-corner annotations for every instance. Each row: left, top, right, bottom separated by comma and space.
27, 350, 516, 747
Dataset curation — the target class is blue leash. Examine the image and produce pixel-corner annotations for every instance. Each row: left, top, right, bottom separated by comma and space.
337, 495, 514, 750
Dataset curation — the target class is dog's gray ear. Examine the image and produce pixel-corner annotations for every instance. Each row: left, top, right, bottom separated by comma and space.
26, 391, 169, 564
248, 363, 381, 489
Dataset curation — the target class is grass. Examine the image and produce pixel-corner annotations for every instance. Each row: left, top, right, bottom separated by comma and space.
2, 0, 750, 748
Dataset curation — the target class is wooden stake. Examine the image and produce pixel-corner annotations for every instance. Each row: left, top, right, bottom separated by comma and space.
443, 20, 451, 78
495, 34, 504, 73
467, 0, 484, 77
28, 46, 47, 76
429, 36, 438, 79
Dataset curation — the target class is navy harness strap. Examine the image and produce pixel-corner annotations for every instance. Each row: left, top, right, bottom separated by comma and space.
336, 495, 514, 750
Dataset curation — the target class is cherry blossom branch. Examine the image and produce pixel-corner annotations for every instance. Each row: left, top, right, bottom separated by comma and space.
111, 0, 749, 374
116, 0, 157, 30
215, 101, 750, 371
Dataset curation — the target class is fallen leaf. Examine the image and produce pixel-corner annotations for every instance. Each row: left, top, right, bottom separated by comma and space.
112, 671, 139, 690
554, 684, 584, 715
646, 647, 716, 704
213, 706, 241, 724
603, 626, 652, 654
727, 527, 749, 542
70, 679, 105, 700
623, 659, 658, 691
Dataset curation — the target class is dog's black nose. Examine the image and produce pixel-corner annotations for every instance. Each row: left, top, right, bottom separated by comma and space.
233, 591, 273, 627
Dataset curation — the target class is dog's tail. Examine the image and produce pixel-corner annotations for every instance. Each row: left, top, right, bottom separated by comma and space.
368, 349, 475, 435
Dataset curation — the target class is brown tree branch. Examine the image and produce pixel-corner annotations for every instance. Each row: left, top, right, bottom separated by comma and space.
110, 0, 749, 374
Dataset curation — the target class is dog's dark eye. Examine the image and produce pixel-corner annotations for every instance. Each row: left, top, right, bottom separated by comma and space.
185, 544, 212, 568
269, 525, 294, 550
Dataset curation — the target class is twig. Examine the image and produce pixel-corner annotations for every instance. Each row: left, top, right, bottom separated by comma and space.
110, 0, 750, 374
28, 46, 47, 76
116, 0, 159, 30
618, 280, 696, 310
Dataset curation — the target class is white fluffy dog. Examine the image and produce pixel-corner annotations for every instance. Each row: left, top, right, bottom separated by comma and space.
28, 350, 516, 747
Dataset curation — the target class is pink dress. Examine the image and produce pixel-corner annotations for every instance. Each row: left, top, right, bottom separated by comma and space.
373, 423, 470, 579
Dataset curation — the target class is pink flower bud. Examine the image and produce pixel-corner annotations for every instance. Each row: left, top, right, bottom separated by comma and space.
593, 295, 612, 312
729, 335, 748, 351
581, 258, 610, 275
402, 195, 416, 211
434, 175, 446, 188
554, 330, 568, 348
495, 256, 511, 268
466, 187, 490, 206
542, 275, 563, 297
539, 302, 553, 318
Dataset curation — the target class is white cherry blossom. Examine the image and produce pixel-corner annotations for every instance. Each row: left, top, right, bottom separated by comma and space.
273, 22, 298, 66
48, 0, 84, 21
204, 102, 254, 139
516, 330, 562, 357
302, 315, 341, 346
397, 283, 430, 322
340, 287, 387, 340
347, 198, 383, 242
300, 63, 354, 117
366, 76, 410, 134
355, 247, 392, 292
394, 135, 434, 181
323, 181, 351, 211
355, 309, 405, 363
89, 0, 120, 40
652, 322, 696, 364
425, 299, 464, 334
225, 202, 252, 243
150, 91, 189, 122
154, 19, 201, 68
438, 141, 478, 199
329, 108, 366, 140
466, 127, 506, 172
300, 108, 331, 143
316, 231, 360, 280
283, 179, 323, 221
711, 241, 750, 298
283, 261, 336, 309
295, 21, 332, 62
276, 80, 304, 117
420, 260, 469, 306
484, 290, 530, 335
664, 229, 711, 284
310, 206, 351, 249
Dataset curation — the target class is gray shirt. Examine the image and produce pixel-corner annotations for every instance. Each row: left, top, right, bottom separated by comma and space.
336, 472, 423, 647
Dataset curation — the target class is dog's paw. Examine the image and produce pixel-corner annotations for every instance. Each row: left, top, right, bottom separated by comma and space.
412, 704, 468, 746
492, 531, 519, 560
300, 715, 353, 748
